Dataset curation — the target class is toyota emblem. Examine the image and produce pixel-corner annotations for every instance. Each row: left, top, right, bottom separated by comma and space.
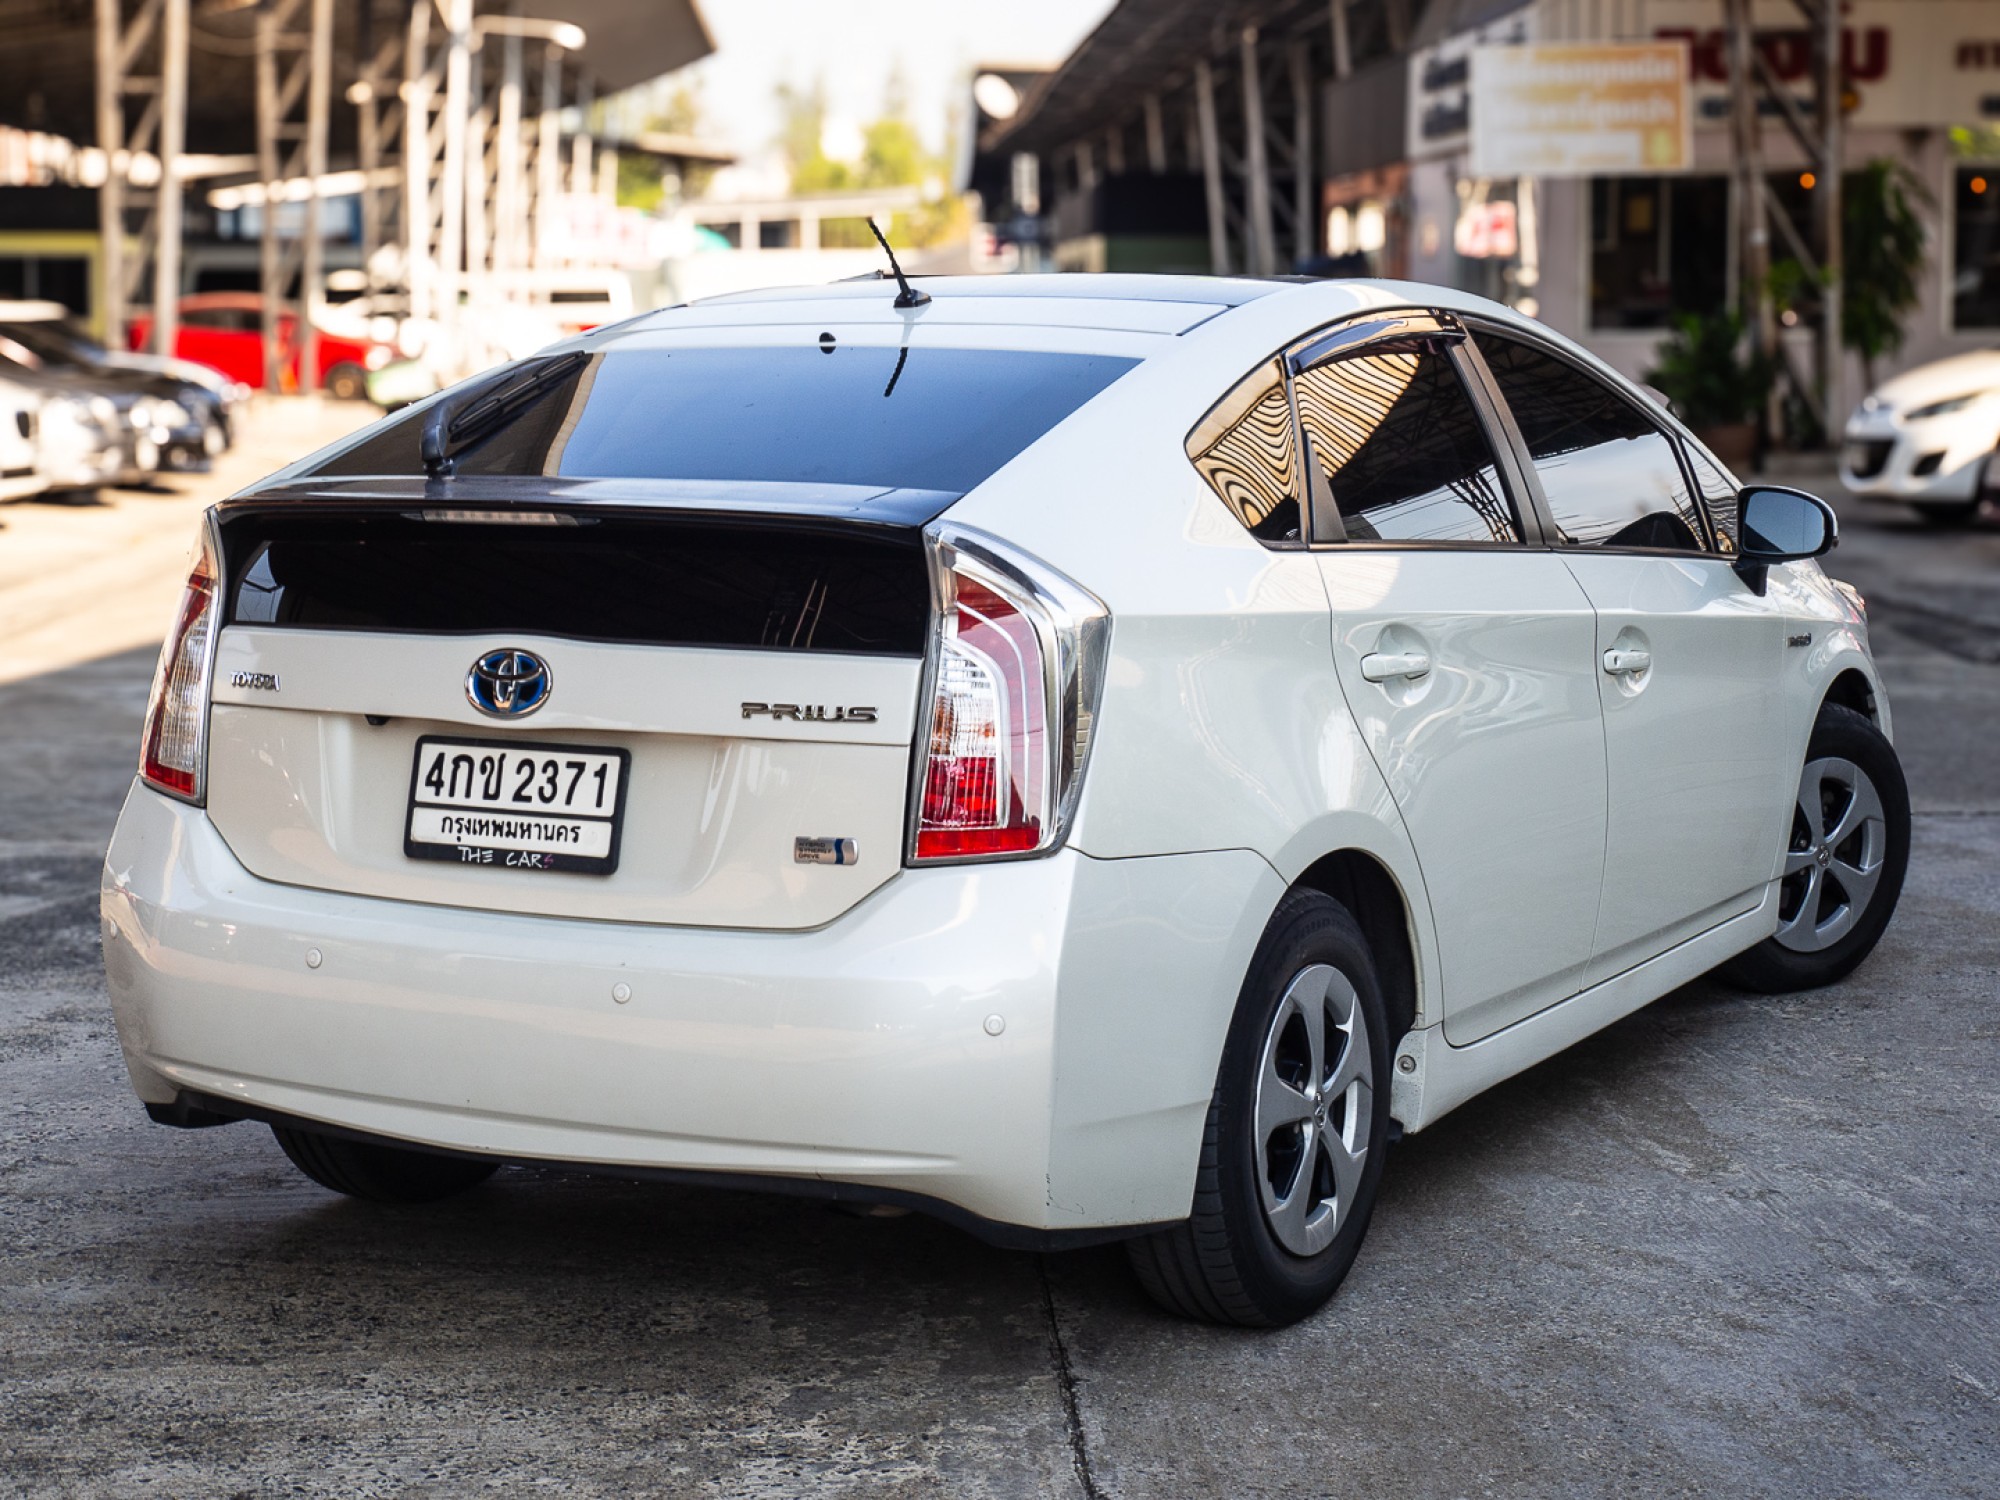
466, 648, 552, 719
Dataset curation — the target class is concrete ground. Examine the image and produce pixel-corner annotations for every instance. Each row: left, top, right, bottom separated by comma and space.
1, 439, 1996, 1498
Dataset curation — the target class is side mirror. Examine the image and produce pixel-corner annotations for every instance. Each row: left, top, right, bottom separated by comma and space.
1734, 485, 1837, 596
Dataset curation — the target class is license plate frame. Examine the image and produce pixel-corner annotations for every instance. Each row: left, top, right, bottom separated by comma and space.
404, 734, 631, 876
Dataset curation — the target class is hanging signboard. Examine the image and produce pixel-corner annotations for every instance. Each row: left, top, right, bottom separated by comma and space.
1467, 42, 1692, 178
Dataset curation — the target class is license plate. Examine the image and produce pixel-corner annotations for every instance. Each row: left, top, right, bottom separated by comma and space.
405, 735, 630, 875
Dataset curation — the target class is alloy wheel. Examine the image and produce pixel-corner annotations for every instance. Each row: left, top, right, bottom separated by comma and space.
1775, 754, 1888, 953
1253, 963, 1374, 1257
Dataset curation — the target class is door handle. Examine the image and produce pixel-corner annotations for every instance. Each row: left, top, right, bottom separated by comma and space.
1602, 648, 1652, 676
1360, 649, 1432, 683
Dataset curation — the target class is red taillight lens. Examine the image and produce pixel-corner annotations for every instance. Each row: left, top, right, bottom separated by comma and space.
909, 529, 1108, 865
916, 579, 1048, 859
139, 528, 219, 802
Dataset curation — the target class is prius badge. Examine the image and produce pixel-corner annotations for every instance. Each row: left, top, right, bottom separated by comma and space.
742, 701, 877, 723
467, 648, 553, 719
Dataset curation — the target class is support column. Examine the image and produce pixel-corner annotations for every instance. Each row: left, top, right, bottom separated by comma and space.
1815, 0, 1844, 434
495, 23, 525, 274
465, 35, 490, 285
1195, 58, 1228, 275
1330, 0, 1353, 80
1241, 26, 1276, 277
571, 73, 594, 198
1143, 94, 1167, 174
439, 0, 472, 339
534, 45, 562, 267
254, 0, 285, 391
404, 0, 435, 322
94, 0, 124, 342
153, 0, 187, 358
1726, 0, 1777, 443
95, 0, 187, 350
1289, 40, 1314, 267
356, 20, 406, 303
298, 0, 330, 394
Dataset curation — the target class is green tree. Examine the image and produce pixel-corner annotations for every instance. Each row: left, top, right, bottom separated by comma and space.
1843, 158, 1930, 389
775, 70, 967, 250
615, 79, 717, 211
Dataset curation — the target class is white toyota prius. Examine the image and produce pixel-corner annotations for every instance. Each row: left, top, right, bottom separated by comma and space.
102, 274, 1909, 1326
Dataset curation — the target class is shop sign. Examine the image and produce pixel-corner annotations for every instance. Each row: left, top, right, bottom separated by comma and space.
1407, 10, 1533, 161
1468, 42, 1692, 177
1647, 0, 2000, 130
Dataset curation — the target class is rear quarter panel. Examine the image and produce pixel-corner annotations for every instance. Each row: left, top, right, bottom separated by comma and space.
942, 282, 1443, 1025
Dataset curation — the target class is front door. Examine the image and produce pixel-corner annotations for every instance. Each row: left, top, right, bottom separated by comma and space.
1471, 328, 1793, 986
1296, 328, 1608, 1045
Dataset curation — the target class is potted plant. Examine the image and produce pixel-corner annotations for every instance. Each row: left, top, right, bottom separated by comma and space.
1644, 311, 1772, 468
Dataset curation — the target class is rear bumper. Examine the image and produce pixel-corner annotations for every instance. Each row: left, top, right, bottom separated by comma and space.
101, 782, 1280, 1237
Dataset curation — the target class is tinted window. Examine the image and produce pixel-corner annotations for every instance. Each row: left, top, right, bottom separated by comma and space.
1185, 359, 1301, 542
310, 345, 1137, 494
1294, 340, 1520, 544
220, 512, 928, 655
1479, 334, 1708, 552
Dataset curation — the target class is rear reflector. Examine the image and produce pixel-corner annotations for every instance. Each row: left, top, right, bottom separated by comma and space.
140, 523, 220, 803
908, 527, 1108, 864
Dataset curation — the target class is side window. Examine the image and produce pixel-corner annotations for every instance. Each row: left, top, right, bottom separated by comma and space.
1186, 359, 1302, 543
1293, 339, 1521, 544
1478, 333, 1709, 552
1680, 440, 1740, 554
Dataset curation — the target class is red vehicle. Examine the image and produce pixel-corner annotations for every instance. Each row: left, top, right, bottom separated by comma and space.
128, 293, 388, 400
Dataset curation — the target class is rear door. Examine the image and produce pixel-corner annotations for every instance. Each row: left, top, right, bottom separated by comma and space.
1296, 317, 1608, 1044
1469, 327, 1793, 985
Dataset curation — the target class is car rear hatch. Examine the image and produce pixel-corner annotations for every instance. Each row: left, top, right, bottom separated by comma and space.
204, 484, 936, 929
190, 333, 1141, 929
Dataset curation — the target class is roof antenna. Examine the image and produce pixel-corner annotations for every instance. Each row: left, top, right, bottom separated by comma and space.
867, 217, 930, 310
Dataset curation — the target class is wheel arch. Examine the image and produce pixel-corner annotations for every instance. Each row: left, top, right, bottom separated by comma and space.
1821, 665, 1880, 727
1290, 848, 1420, 1044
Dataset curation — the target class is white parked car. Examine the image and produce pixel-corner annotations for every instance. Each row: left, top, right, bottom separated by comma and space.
103, 276, 1909, 1326
0, 376, 46, 502
1840, 348, 2000, 522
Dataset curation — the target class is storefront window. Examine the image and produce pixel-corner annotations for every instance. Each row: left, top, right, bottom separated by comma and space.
1952, 165, 2000, 329
1589, 177, 1728, 330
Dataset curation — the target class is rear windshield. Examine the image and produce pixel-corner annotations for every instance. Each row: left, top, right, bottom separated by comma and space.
309, 345, 1138, 493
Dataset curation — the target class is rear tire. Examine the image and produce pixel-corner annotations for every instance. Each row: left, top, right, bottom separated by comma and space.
272, 1125, 499, 1203
1719, 704, 1909, 993
1125, 890, 1392, 1327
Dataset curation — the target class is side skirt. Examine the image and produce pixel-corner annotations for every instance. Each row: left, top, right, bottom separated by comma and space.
1391, 881, 1778, 1133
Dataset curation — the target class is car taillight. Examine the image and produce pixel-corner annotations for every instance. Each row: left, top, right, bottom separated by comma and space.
909, 526, 1109, 864
139, 522, 221, 803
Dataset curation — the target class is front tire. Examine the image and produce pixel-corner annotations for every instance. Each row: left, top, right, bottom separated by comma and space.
1720, 704, 1910, 993
272, 1125, 499, 1203
1125, 890, 1392, 1326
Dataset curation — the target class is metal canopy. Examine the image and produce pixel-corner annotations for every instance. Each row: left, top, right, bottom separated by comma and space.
0, 0, 713, 151
980, 0, 1313, 159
